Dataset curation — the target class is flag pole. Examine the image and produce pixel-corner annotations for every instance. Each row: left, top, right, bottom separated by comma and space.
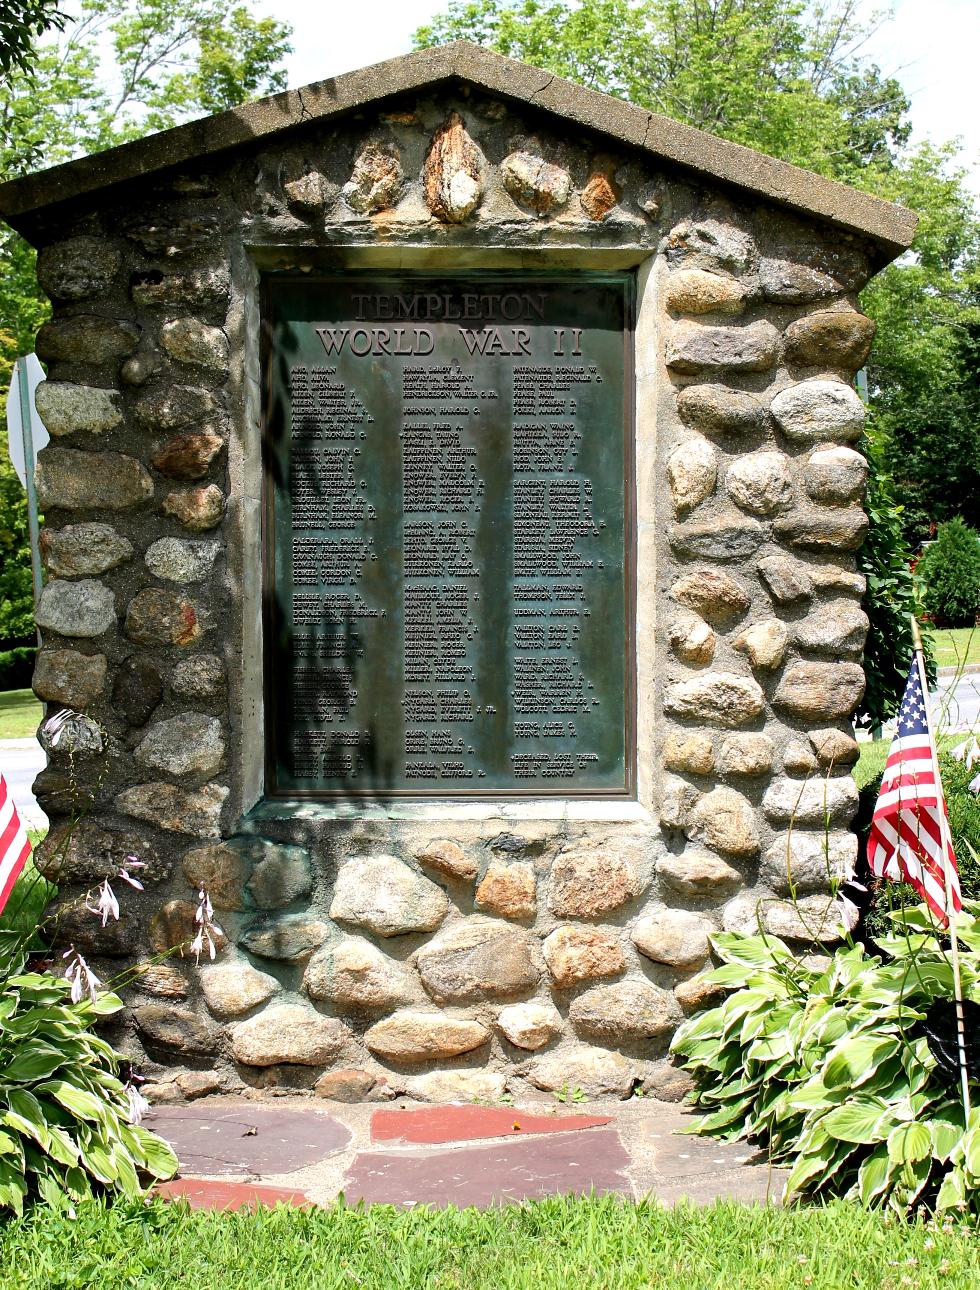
910, 615, 971, 1120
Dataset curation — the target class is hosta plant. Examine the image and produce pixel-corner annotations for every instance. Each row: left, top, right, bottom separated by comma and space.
0, 970, 178, 1216
671, 903, 980, 1219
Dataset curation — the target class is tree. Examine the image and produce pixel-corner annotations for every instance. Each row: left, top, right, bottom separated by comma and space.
0, 0, 65, 78
0, 0, 292, 648
918, 519, 980, 628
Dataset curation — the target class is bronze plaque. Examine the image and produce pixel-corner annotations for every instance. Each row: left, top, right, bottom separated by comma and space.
263, 274, 633, 797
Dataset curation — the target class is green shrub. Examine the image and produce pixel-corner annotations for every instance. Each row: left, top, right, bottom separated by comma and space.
672, 910, 980, 1219
0, 644, 35, 690
919, 518, 980, 627
857, 449, 930, 729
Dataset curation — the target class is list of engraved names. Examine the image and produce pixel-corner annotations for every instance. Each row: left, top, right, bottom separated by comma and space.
265, 276, 631, 795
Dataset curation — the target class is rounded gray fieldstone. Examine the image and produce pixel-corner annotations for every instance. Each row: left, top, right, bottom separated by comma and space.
111, 655, 163, 726
284, 170, 335, 212
757, 554, 813, 604
199, 961, 280, 1018
687, 786, 760, 857
342, 140, 404, 213
784, 740, 819, 775
665, 269, 747, 316
120, 352, 161, 386
35, 382, 122, 436
667, 437, 717, 514
145, 537, 220, 583
241, 913, 329, 961
231, 1004, 348, 1067
733, 619, 789, 670
762, 775, 859, 827
364, 1009, 489, 1062
35, 818, 160, 884
500, 151, 572, 216
136, 385, 218, 432
329, 854, 449, 937
35, 316, 140, 364
656, 848, 742, 897
726, 451, 793, 515
135, 713, 225, 777
135, 1004, 220, 1057
773, 506, 868, 552
664, 730, 714, 775
35, 578, 115, 638
770, 379, 865, 442
762, 893, 857, 944
793, 599, 869, 656
132, 267, 230, 312
495, 1002, 562, 1050
570, 980, 682, 1043
171, 653, 226, 700
114, 780, 228, 838
668, 514, 765, 561
632, 909, 712, 969
415, 839, 475, 878
548, 849, 642, 918
36, 447, 153, 511
664, 672, 765, 727
774, 661, 865, 720
40, 523, 133, 578
32, 648, 106, 708
182, 841, 249, 911
415, 918, 538, 1003
408, 1072, 507, 1104
39, 712, 103, 757
36, 237, 121, 301
541, 925, 625, 988
784, 308, 876, 370
717, 732, 774, 777
246, 843, 312, 909
160, 318, 229, 370
761, 831, 858, 895
804, 446, 868, 503
809, 728, 860, 770
676, 383, 765, 436
528, 1046, 635, 1098
304, 937, 416, 1011
666, 219, 755, 274
666, 320, 779, 374
660, 777, 699, 831
667, 613, 715, 665
670, 569, 749, 623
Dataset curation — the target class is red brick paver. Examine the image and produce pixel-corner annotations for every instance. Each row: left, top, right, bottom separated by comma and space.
156, 1178, 310, 1210
371, 1105, 612, 1144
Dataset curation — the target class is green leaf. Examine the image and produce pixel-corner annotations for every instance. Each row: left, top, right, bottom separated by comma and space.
1, 1044, 65, 1083
887, 1120, 932, 1164
858, 1148, 893, 1205
822, 1098, 889, 1144
36, 1080, 108, 1123
824, 1036, 900, 1089
936, 1164, 968, 1211
132, 1127, 178, 1180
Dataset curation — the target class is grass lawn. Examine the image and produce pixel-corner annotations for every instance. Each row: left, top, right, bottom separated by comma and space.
1, 1196, 978, 1290
930, 626, 980, 669
0, 687, 42, 740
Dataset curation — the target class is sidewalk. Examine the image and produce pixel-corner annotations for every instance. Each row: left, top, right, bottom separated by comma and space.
147, 1096, 786, 1211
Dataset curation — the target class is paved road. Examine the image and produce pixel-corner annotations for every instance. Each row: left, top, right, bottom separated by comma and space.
0, 737, 47, 830
936, 671, 980, 732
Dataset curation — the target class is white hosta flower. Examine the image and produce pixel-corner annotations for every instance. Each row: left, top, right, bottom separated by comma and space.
970, 772, 980, 795
87, 878, 120, 926
41, 708, 75, 748
118, 854, 146, 890
125, 1082, 150, 1126
952, 737, 980, 771
191, 886, 223, 964
62, 948, 102, 1004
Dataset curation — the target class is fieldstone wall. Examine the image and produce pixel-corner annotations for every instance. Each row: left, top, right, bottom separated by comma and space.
26, 81, 875, 1104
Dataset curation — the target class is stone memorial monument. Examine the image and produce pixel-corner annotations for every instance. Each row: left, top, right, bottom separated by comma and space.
0, 42, 916, 1102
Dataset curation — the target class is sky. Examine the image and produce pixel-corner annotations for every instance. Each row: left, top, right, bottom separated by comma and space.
278, 0, 980, 192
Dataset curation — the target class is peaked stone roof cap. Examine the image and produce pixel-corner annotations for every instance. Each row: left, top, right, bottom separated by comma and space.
0, 40, 916, 256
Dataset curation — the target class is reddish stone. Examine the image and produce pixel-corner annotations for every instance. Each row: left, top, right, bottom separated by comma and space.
151, 430, 224, 481
371, 1105, 612, 1145
155, 1178, 310, 1210
343, 1128, 630, 1208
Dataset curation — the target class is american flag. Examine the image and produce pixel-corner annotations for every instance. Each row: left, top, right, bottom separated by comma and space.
0, 770, 31, 916
867, 660, 961, 925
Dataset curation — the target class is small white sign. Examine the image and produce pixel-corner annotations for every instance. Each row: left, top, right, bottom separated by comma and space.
5, 353, 47, 486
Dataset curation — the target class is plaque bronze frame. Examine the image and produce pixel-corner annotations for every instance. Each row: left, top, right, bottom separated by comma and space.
261, 271, 636, 800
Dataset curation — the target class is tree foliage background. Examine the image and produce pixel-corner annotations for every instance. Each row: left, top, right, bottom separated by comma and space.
0, 0, 292, 647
